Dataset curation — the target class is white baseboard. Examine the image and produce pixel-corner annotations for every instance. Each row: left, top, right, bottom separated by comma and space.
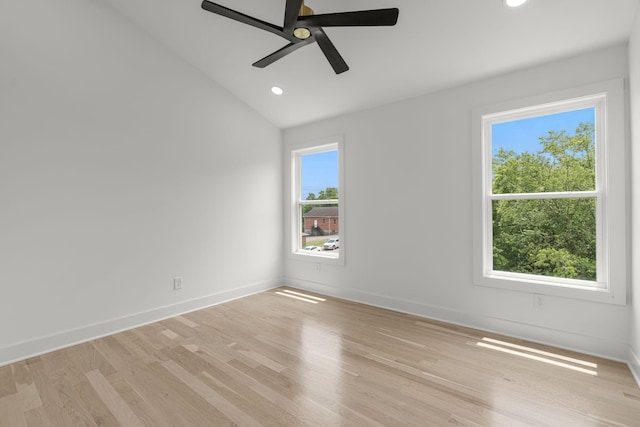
0, 279, 281, 367
284, 278, 630, 363
629, 346, 640, 389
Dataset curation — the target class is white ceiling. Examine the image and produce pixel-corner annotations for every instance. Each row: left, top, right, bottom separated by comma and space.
103, 0, 639, 128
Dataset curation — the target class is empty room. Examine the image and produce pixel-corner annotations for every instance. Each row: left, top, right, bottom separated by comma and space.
2, 0, 640, 425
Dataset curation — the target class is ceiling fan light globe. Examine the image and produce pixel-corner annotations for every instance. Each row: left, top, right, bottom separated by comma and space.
293, 27, 312, 39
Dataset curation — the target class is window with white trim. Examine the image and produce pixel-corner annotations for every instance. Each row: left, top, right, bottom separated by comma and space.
472, 80, 627, 304
289, 138, 344, 263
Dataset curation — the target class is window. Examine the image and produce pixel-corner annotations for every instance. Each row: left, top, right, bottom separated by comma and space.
472, 80, 626, 304
288, 137, 344, 263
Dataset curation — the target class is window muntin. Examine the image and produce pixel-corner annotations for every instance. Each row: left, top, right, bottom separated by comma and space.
291, 142, 342, 261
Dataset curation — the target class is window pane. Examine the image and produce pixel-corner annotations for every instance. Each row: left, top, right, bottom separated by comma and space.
300, 203, 339, 253
492, 198, 596, 281
492, 108, 595, 194
301, 150, 338, 201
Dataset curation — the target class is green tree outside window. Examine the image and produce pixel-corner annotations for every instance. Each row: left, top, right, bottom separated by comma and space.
492, 122, 596, 281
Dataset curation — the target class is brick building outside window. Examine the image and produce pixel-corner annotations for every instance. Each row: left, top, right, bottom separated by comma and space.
303, 206, 339, 236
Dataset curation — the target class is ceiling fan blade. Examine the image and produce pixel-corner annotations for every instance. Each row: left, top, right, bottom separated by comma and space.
252, 38, 315, 68
298, 8, 399, 27
201, 1, 294, 41
283, 0, 304, 33
312, 28, 349, 74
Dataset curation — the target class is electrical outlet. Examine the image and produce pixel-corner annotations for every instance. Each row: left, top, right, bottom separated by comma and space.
173, 277, 183, 290
534, 294, 543, 308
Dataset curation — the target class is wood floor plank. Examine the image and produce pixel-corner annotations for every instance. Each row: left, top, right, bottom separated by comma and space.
0, 392, 26, 427
174, 314, 200, 328
24, 358, 75, 426
11, 362, 43, 413
112, 330, 159, 365
85, 369, 144, 427
163, 359, 264, 427
0, 364, 17, 398
73, 373, 122, 426
161, 317, 199, 339
23, 407, 53, 427
182, 344, 320, 425
16, 382, 43, 413
2, 287, 640, 426
90, 337, 132, 373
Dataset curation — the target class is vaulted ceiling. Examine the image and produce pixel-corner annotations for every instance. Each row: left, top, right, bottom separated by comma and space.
103, 0, 639, 128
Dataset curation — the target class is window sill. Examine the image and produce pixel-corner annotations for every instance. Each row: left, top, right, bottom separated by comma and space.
473, 273, 625, 305
289, 250, 344, 266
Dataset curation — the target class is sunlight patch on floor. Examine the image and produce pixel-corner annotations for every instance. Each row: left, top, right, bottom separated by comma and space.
276, 289, 326, 304
477, 337, 598, 376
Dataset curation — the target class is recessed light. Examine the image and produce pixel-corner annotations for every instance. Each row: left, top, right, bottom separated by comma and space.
504, 0, 527, 7
271, 86, 284, 95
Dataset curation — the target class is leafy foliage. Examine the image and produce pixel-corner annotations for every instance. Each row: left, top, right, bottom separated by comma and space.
492, 123, 596, 281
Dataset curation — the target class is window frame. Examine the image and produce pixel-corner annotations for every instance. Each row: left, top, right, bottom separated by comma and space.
471, 79, 627, 305
287, 136, 345, 265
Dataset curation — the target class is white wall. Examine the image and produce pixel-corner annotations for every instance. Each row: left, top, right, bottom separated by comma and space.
284, 44, 631, 361
0, 0, 283, 365
629, 6, 640, 383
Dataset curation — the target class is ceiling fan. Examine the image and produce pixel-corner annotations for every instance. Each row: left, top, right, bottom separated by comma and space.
201, 0, 399, 74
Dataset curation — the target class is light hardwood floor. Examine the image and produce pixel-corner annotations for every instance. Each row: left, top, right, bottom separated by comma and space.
1, 287, 639, 426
